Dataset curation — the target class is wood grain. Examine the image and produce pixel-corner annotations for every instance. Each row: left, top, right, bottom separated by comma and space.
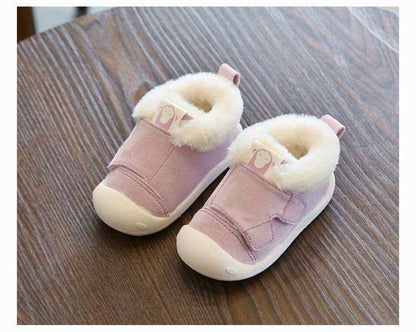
17, 7, 399, 324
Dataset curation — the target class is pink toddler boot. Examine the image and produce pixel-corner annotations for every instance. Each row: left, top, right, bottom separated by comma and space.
177, 114, 345, 280
93, 64, 243, 235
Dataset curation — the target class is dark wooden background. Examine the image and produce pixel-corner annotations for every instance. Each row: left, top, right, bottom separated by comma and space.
17, 7, 399, 324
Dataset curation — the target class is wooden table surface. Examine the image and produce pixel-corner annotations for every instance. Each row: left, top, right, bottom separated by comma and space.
17, 7, 399, 325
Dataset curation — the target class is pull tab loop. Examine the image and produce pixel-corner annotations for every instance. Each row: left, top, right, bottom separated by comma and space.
321, 114, 346, 138
218, 63, 241, 87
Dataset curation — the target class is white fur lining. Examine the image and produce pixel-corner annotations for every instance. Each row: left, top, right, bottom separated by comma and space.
228, 114, 341, 193
132, 72, 243, 152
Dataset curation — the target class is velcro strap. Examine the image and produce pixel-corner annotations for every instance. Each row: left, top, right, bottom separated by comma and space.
211, 164, 305, 251
108, 119, 173, 179
243, 194, 305, 250
243, 222, 274, 251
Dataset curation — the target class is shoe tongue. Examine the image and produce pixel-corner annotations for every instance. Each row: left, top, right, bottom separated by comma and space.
152, 99, 193, 131
246, 140, 286, 177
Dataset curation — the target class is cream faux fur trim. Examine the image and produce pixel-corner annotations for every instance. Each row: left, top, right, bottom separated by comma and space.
132, 72, 243, 152
228, 114, 341, 193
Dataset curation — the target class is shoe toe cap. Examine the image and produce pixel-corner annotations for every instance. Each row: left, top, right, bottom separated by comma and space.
93, 182, 169, 235
176, 225, 254, 281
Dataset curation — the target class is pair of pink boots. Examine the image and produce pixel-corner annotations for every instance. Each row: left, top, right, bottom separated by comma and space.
93, 64, 345, 281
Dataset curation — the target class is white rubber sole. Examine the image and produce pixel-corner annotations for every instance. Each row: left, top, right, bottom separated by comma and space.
93, 158, 231, 236
176, 174, 336, 281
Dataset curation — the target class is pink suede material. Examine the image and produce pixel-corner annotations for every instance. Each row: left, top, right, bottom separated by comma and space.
104, 118, 240, 217
104, 167, 167, 217
297, 181, 330, 209
189, 164, 331, 265
254, 180, 330, 263
108, 119, 173, 180
191, 208, 255, 264
210, 164, 305, 250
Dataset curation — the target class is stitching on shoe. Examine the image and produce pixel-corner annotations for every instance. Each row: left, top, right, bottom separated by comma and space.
116, 167, 169, 217
210, 166, 249, 233
148, 145, 175, 182
280, 194, 306, 224
243, 221, 274, 250
210, 166, 235, 203
201, 209, 257, 264
211, 203, 246, 236
238, 163, 287, 194
200, 208, 257, 264
109, 162, 149, 181
280, 195, 292, 220
212, 163, 305, 225
117, 168, 169, 216
108, 120, 171, 181
209, 164, 285, 250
